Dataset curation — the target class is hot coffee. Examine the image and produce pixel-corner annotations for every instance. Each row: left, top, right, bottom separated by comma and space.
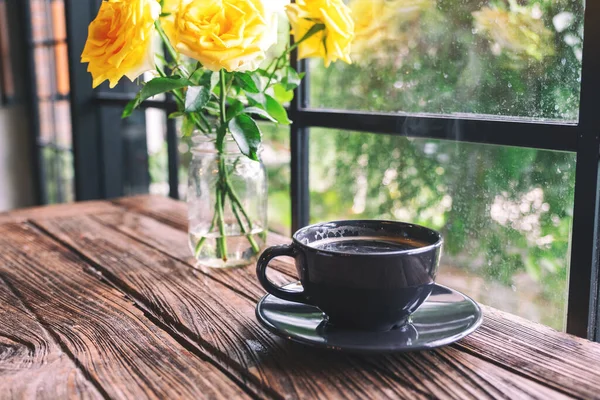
257, 220, 444, 331
310, 236, 429, 254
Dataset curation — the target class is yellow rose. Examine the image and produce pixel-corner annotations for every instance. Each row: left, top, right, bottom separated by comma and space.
163, 0, 278, 72
81, 0, 161, 88
351, 0, 431, 62
350, 0, 390, 60
473, 5, 555, 63
285, 0, 354, 67
161, 0, 178, 14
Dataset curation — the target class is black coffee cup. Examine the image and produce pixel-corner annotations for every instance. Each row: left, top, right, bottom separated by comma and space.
257, 220, 443, 332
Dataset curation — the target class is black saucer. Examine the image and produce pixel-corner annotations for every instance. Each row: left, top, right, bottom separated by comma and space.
256, 283, 482, 354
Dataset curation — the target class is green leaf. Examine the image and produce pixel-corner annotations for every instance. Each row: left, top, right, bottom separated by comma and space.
228, 114, 262, 161
256, 68, 270, 78
181, 114, 196, 137
234, 72, 260, 93
247, 92, 266, 107
251, 73, 264, 92
137, 77, 192, 107
272, 83, 294, 103
210, 72, 220, 92
265, 94, 291, 124
191, 70, 217, 90
226, 99, 245, 121
189, 67, 204, 84
168, 111, 184, 119
243, 107, 277, 123
121, 96, 139, 119
185, 86, 211, 112
282, 67, 302, 91
246, 92, 291, 124
205, 101, 220, 114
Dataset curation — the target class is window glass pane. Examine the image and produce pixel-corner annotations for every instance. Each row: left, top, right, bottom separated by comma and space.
41, 147, 74, 204
309, 0, 583, 121
0, 0, 14, 100
41, 147, 58, 204
310, 128, 575, 330
34, 47, 53, 99
30, 0, 52, 42
60, 150, 74, 202
261, 124, 291, 236
145, 109, 170, 197
55, 100, 71, 147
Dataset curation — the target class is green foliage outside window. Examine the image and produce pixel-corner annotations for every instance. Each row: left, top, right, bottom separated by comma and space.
304, 0, 581, 330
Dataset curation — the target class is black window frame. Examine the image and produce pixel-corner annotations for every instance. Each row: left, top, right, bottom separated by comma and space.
50, 0, 600, 340
0, 0, 12, 106
17, 0, 78, 206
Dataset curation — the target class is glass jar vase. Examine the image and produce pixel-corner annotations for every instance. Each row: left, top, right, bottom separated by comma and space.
187, 133, 268, 268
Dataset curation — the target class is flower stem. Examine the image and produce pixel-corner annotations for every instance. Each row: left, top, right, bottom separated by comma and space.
223, 162, 260, 254
199, 113, 212, 132
154, 20, 178, 63
157, 65, 207, 134
263, 24, 326, 92
264, 56, 284, 92
226, 180, 255, 233
215, 182, 227, 260
194, 207, 218, 258
216, 68, 262, 256
155, 21, 207, 134
230, 200, 260, 254
219, 70, 227, 126
213, 69, 229, 261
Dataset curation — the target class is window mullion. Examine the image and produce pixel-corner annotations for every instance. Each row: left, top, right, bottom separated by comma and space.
568, 0, 600, 340
290, 44, 310, 231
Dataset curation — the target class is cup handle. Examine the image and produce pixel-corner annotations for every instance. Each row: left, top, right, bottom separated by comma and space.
257, 244, 311, 304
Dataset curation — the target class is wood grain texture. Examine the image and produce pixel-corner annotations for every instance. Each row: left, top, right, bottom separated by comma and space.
0, 278, 102, 400
35, 211, 574, 399
113, 196, 188, 231
457, 305, 600, 399
94, 212, 290, 301
268, 224, 600, 399
0, 222, 250, 400
35, 214, 425, 399
112, 196, 600, 399
96, 210, 567, 399
0, 200, 121, 224
113, 195, 301, 280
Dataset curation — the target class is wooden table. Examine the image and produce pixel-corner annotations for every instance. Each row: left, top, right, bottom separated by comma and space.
1, 195, 599, 399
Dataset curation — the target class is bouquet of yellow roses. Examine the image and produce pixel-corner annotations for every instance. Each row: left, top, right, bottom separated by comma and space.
81, 0, 354, 265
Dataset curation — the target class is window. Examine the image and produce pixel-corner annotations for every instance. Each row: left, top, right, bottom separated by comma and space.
311, 1, 583, 121
310, 128, 575, 330
27, 0, 74, 203
20, 0, 600, 339
0, 0, 14, 104
300, 0, 586, 332
291, 0, 599, 339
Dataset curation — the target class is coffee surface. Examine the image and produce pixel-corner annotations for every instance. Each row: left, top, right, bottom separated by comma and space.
310, 236, 428, 254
